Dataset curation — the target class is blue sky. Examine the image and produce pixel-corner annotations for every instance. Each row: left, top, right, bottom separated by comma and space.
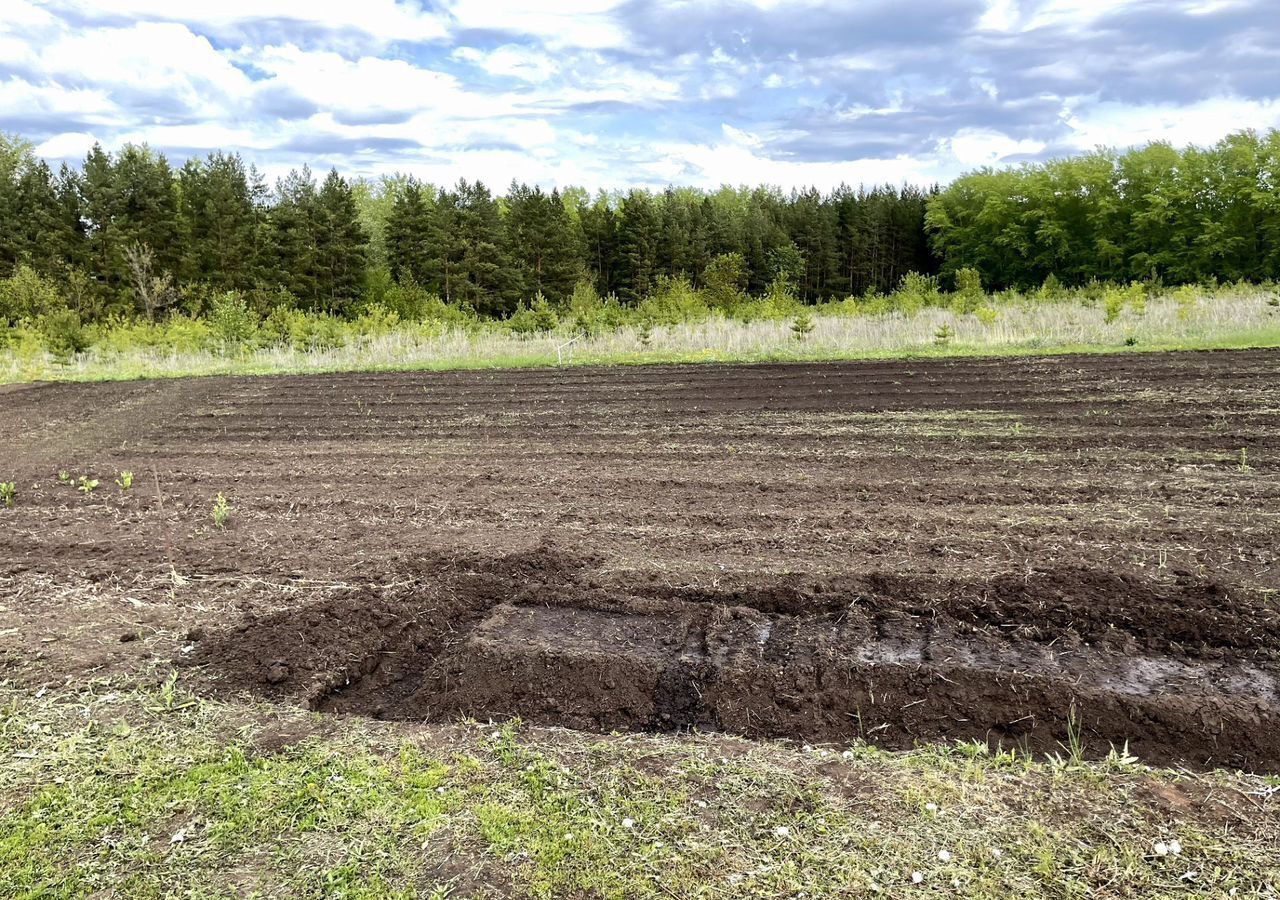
2, 0, 1279, 189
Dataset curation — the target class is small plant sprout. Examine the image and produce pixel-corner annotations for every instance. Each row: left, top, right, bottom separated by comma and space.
57, 470, 70, 484
116, 470, 134, 490
212, 492, 232, 528
933, 323, 954, 347
0, 482, 15, 508
1238, 447, 1250, 472
77, 476, 99, 495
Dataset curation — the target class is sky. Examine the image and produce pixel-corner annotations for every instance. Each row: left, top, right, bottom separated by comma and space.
2, 0, 1279, 190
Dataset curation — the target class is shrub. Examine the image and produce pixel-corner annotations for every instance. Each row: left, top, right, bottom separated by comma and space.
1, 265, 65, 324
208, 291, 258, 349
39, 309, 89, 359
508, 293, 558, 335
701, 253, 747, 312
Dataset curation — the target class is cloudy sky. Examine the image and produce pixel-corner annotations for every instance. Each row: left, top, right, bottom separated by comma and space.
3, 0, 1278, 190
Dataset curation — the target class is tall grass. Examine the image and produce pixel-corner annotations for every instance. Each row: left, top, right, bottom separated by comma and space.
2, 288, 1277, 384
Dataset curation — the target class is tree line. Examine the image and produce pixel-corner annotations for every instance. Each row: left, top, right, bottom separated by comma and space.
3, 128, 1280, 328
0, 133, 936, 323
927, 129, 1280, 290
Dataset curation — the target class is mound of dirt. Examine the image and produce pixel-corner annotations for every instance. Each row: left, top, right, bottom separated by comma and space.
187, 549, 1280, 771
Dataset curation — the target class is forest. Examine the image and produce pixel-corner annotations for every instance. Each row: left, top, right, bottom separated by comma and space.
1, 128, 1279, 339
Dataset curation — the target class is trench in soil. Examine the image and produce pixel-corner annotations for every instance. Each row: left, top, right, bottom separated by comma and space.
190, 551, 1280, 772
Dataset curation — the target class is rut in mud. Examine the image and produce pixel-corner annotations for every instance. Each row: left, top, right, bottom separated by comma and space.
189, 548, 1280, 771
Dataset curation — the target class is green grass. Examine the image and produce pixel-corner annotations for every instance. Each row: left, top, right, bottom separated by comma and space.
3, 290, 1278, 385
2, 677, 1276, 898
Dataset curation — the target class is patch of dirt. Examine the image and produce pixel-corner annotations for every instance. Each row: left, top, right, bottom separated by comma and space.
187, 547, 1280, 771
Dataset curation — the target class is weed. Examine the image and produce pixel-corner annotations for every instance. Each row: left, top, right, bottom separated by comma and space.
115, 470, 134, 491
1237, 447, 1250, 472
212, 492, 232, 528
77, 476, 99, 495
0, 482, 14, 508
146, 671, 198, 713
57, 470, 70, 484
1049, 704, 1086, 769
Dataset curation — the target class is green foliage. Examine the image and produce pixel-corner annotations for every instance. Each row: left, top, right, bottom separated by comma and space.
0, 265, 64, 324
791, 309, 814, 340
933, 323, 955, 346
702, 253, 748, 311
892, 272, 942, 313
115, 471, 134, 491
207, 291, 257, 348
1102, 283, 1146, 324
928, 129, 1280, 290
507, 293, 559, 335
77, 475, 99, 494
0, 481, 14, 508
951, 267, 984, 313
38, 309, 88, 359
212, 492, 231, 528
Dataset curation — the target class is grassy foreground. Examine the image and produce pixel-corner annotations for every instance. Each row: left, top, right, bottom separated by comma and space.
1, 675, 1277, 899
3, 288, 1278, 384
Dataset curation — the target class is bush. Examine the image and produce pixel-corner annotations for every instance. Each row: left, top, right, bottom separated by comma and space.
508, 293, 558, 335
208, 291, 258, 349
39, 309, 89, 359
701, 253, 747, 312
0, 265, 65, 324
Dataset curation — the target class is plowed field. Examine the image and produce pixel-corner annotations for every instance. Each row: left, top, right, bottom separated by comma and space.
3, 350, 1278, 770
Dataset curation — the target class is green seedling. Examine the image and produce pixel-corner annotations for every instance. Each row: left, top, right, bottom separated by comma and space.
212, 492, 231, 529
1238, 447, 1250, 472
116, 470, 134, 490
77, 476, 99, 495
933, 323, 954, 346
57, 470, 70, 484
0, 482, 15, 508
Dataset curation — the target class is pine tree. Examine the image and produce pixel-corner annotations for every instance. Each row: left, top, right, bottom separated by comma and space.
385, 178, 434, 286
314, 169, 368, 313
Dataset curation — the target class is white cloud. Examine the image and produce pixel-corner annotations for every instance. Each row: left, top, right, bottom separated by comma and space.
35, 22, 252, 118
453, 45, 560, 83
944, 128, 1046, 166
37, 0, 448, 43
1060, 97, 1280, 150
34, 131, 99, 160
0, 78, 117, 122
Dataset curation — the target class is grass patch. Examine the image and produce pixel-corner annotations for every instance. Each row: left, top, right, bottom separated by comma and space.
1, 678, 1276, 898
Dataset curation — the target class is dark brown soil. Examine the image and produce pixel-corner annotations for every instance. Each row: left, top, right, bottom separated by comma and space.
3, 350, 1279, 770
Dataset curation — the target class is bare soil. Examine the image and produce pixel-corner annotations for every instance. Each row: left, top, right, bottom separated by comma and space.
2, 351, 1278, 769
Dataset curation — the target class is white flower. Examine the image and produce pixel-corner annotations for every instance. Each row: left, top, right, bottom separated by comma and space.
924, 802, 938, 813
990, 847, 1003, 859
938, 849, 952, 862
435, 786, 446, 794
1154, 842, 1169, 857
911, 871, 924, 884
622, 817, 634, 829
774, 825, 791, 837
